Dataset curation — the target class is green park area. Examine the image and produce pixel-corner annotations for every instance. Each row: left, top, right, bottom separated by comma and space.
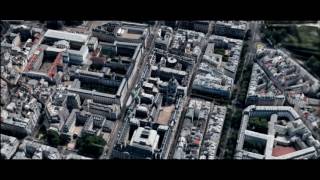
214, 48, 229, 62
247, 117, 269, 134
283, 26, 320, 51
261, 24, 320, 77
243, 138, 266, 155
76, 134, 106, 158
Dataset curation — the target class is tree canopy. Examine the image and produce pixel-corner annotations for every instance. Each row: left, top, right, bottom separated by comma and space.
248, 117, 268, 134
47, 129, 60, 147
45, 21, 64, 30
306, 56, 320, 77
64, 21, 84, 26
76, 134, 106, 158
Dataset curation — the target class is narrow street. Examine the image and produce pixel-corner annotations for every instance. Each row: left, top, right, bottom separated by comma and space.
168, 23, 212, 158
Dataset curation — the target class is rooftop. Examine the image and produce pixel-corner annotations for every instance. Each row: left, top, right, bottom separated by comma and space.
236, 105, 320, 159
13, 140, 61, 159
193, 71, 233, 92
272, 146, 296, 157
216, 21, 247, 30
157, 105, 175, 125
0, 134, 19, 159
247, 63, 284, 98
130, 127, 160, 152
44, 29, 89, 43
258, 48, 319, 91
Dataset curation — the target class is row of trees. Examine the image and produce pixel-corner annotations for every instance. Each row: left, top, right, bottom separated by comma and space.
216, 108, 232, 158
220, 40, 254, 158
265, 21, 318, 24
0, 21, 10, 40
305, 56, 320, 77
45, 129, 106, 158
261, 24, 320, 79
46, 130, 70, 147
217, 36, 253, 158
261, 25, 299, 46
217, 107, 244, 159
44, 21, 84, 30
222, 108, 244, 159
234, 42, 249, 83
237, 62, 254, 106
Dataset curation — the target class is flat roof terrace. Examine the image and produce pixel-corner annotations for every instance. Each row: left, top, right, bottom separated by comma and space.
44, 29, 88, 44
117, 28, 143, 40
156, 105, 175, 125
272, 146, 297, 157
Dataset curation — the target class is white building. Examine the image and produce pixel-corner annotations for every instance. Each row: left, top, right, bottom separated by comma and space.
63, 45, 89, 65
235, 105, 320, 159
43, 29, 89, 45
43, 29, 90, 65
129, 127, 160, 156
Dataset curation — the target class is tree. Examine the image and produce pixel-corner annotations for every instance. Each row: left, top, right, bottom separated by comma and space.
244, 29, 252, 41
214, 48, 225, 56
306, 56, 320, 77
0, 21, 10, 39
243, 140, 266, 155
60, 134, 71, 145
76, 134, 106, 158
222, 55, 229, 62
64, 21, 84, 26
248, 118, 268, 134
47, 130, 60, 147
46, 21, 64, 30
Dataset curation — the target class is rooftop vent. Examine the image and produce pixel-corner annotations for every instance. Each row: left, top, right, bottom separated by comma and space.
141, 129, 150, 139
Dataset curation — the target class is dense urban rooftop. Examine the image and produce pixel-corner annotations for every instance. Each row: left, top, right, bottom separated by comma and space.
1, 20, 319, 160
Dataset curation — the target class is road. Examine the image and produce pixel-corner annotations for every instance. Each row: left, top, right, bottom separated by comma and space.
102, 22, 161, 159
218, 21, 261, 158
167, 97, 190, 158
167, 24, 213, 158
235, 21, 260, 103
